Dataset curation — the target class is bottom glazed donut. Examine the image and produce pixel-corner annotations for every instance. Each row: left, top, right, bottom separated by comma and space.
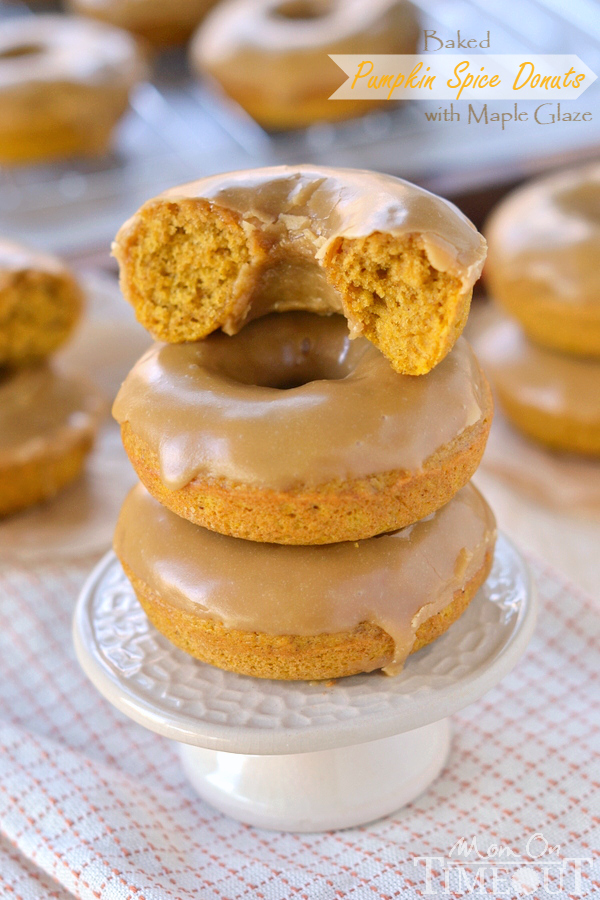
114, 482, 497, 680
477, 317, 600, 456
0, 364, 105, 516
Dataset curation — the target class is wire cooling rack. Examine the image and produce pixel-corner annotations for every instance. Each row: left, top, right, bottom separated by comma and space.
1, 0, 599, 256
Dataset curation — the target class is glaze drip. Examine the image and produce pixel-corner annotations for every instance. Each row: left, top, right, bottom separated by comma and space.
115, 482, 496, 673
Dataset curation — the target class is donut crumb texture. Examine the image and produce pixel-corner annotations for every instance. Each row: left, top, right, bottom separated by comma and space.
324, 232, 469, 375
116, 199, 263, 341
0, 269, 82, 366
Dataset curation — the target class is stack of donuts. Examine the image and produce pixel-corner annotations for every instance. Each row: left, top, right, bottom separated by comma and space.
111, 165, 497, 681
483, 164, 600, 456
0, 240, 104, 516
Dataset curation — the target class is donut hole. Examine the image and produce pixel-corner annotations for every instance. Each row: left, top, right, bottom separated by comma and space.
0, 43, 44, 60
205, 313, 359, 390
272, 0, 331, 20
558, 183, 600, 225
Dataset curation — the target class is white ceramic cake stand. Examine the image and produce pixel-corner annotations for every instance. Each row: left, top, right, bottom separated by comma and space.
73, 534, 536, 832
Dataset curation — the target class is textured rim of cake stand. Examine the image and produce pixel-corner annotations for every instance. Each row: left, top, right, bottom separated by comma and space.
73, 533, 537, 757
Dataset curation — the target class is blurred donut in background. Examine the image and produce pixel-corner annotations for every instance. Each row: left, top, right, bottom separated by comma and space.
0, 239, 82, 367
0, 15, 147, 165
485, 163, 600, 359
476, 316, 600, 457
66, 0, 220, 48
191, 0, 420, 130
0, 364, 105, 516
480, 164, 600, 457
0, 239, 105, 515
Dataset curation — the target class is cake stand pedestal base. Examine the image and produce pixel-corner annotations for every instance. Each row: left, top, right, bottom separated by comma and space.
178, 718, 451, 831
74, 535, 535, 833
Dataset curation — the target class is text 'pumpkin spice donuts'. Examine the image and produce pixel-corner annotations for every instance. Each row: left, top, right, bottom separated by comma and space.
113, 312, 493, 544
112, 166, 487, 377
114, 483, 496, 680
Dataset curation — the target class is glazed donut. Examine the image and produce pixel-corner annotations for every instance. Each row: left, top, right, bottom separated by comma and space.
0, 239, 83, 367
485, 163, 600, 358
191, 0, 420, 129
114, 482, 496, 680
113, 165, 487, 377
476, 316, 600, 456
0, 15, 146, 165
0, 364, 105, 516
67, 0, 219, 48
113, 312, 493, 544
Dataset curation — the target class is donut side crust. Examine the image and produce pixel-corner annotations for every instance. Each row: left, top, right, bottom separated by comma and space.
0, 267, 83, 366
114, 197, 477, 375
119, 550, 493, 680
66, 0, 216, 48
0, 88, 132, 166
119, 381, 493, 543
497, 387, 600, 456
0, 433, 94, 517
487, 285, 600, 358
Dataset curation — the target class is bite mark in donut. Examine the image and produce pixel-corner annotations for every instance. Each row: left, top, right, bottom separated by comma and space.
113, 166, 487, 376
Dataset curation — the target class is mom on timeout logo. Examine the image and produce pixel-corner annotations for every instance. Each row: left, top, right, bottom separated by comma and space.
413, 832, 593, 896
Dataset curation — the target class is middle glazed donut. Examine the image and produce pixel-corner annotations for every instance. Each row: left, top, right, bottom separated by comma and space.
113, 312, 493, 544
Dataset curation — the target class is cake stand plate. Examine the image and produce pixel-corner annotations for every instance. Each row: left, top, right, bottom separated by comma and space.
73, 534, 536, 832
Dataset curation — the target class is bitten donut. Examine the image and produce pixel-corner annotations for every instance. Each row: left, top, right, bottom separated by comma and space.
113, 312, 493, 544
67, 0, 219, 48
191, 0, 420, 130
0, 364, 105, 516
485, 163, 600, 358
113, 165, 487, 376
0, 15, 146, 165
476, 316, 600, 456
114, 482, 497, 680
0, 239, 83, 367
